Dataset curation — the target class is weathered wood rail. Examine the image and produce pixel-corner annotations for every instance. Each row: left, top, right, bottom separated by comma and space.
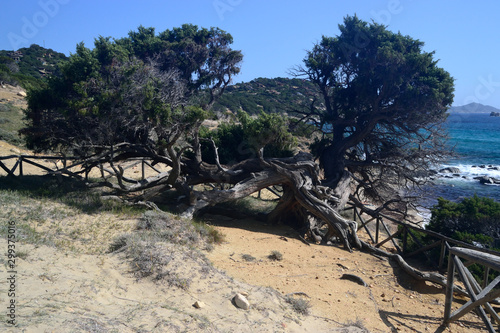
346, 203, 500, 270
444, 247, 500, 332
346, 203, 500, 330
0, 154, 161, 180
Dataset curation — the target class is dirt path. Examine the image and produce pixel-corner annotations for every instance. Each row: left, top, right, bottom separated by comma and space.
205, 216, 489, 332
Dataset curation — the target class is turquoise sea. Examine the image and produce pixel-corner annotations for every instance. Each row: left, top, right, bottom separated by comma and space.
421, 112, 500, 207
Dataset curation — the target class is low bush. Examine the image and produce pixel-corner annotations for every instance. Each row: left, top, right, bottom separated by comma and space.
241, 254, 256, 262
110, 210, 223, 287
400, 195, 500, 284
285, 296, 311, 315
268, 250, 283, 261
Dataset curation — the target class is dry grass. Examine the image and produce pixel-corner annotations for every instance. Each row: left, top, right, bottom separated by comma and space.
285, 296, 311, 315
268, 250, 283, 261
110, 210, 223, 287
0, 175, 145, 254
241, 253, 257, 262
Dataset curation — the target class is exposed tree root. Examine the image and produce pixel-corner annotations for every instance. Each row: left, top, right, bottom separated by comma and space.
360, 240, 467, 297
182, 152, 361, 252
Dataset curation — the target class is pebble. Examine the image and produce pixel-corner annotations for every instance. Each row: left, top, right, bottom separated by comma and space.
193, 301, 205, 309
233, 293, 250, 310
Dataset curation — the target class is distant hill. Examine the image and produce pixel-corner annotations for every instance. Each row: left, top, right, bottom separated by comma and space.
212, 77, 319, 115
449, 103, 500, 114
0, 44, 67, 89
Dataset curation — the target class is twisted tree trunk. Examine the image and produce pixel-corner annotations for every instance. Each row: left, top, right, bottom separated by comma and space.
77, 147, 361, 251
183, 152, 361, 252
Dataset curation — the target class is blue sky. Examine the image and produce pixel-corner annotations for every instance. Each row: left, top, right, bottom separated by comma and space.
1, 0, 500, 108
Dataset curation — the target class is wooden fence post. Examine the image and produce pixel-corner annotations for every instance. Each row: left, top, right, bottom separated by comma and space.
483, 267, 490, 289
439, 240, 447, 269
19, 156, 23, 176
142, 159, 145, 180
443, 247, 500, 332
443, 248, 455, 322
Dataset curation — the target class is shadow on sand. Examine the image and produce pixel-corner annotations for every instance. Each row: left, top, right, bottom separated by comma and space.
379, 309, 486, 332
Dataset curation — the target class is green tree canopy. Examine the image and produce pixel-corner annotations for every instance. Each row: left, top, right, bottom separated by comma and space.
293, 15, 454, 210
22, 24, 243, 155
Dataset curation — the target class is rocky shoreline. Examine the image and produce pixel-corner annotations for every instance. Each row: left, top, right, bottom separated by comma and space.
435, 165, 500, 185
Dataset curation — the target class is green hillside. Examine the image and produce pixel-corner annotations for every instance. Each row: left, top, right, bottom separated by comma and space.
0, 44, 67, 89
1, 44, 318, 117
212, 77, 320, 115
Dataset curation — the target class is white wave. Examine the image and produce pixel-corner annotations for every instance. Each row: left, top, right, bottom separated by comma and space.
438, 163, 500, 179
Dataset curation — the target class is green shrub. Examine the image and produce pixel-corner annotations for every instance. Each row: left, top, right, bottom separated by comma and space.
425, 195, 500, 283
198, 111, 296, 164
427, 195, 500, 247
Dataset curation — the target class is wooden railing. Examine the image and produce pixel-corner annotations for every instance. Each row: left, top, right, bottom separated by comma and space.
0, 154, 161, 180
345, 203, 500, 330
0, 154, 77, 177
444, 247, 500, 332
345, 203, 500, 270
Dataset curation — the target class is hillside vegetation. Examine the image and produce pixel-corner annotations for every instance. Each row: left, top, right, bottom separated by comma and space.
0, 44, 67, 89
0, 100, 24, 146
212, 77, 320, 115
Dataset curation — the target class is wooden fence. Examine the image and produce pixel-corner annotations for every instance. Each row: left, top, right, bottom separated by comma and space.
0, 154, 161, 180
444, 247, 500, 332
346, 203, 500, 329
346, 203, 500, 272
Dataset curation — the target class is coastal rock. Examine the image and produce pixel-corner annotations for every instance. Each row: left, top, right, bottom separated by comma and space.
475, 176, 500, 185
233, 293, 250, 310
439, 167, 461, 174
488, 166, 500, 171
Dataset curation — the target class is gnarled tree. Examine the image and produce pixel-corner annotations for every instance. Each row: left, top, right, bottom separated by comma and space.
289, 15, 454, 222
21, 18, 454, 253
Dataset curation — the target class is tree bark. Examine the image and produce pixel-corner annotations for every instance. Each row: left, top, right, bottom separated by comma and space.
183, 152, 361, 252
